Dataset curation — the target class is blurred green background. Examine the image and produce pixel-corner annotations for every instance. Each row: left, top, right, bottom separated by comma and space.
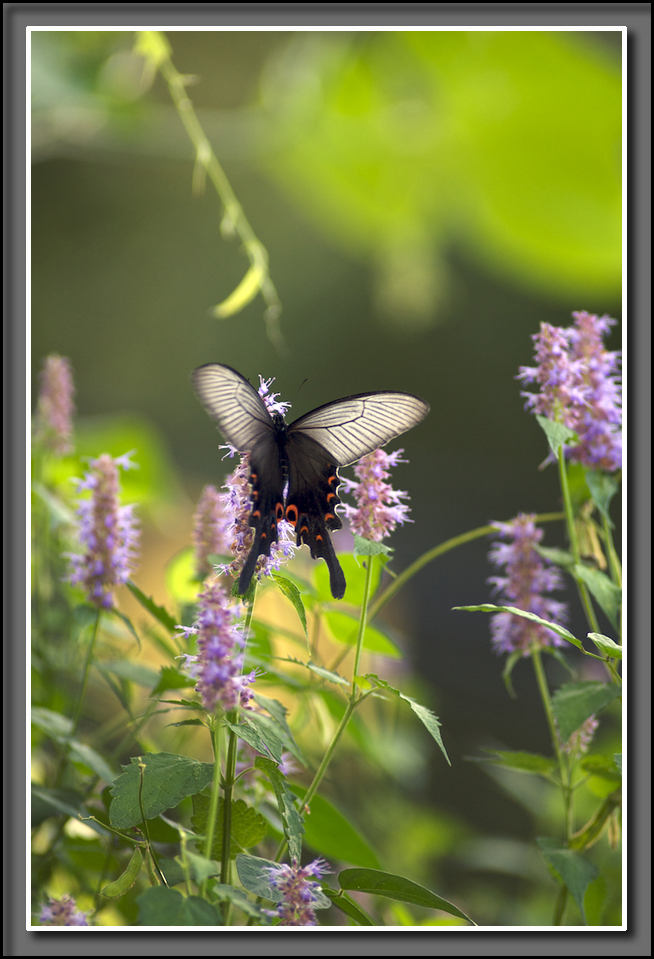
31, 30, 622, 924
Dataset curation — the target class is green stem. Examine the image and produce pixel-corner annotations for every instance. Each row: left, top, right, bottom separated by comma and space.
368, 514, 565, 622
557, 450, 599, 633
201, 714, 223, 898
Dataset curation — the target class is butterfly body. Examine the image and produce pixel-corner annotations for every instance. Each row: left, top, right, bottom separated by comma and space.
193, 364, 429, 599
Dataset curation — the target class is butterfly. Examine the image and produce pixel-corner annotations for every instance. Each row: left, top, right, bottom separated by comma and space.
192, 363, 429, 599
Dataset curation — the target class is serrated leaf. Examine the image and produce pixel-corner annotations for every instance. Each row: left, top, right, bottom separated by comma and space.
588, 632, 622, 659
271, 574, 307, 635
235, 854, 331, 909
585, 470, 619, 525
135, 886, 223, 926
475, 750, 555, 775
536, 837, 599, 923
454, 604, 583, 650
574, 565, 621, 631
338, 868, 474, 923
192, 795, 267, 860
352, 534, 392, 557
126, 580, 178, 633
290, 785, 381, 869
536, 415, 577, 455
109, 753, 215, 829
552, 682, 621, 742
255, 756, 304, 862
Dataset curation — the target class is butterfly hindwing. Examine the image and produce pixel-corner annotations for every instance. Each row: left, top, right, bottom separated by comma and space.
238, 436, 286, 595
284, 432, 347, 600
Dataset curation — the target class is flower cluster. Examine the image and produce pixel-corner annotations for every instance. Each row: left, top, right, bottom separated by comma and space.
67, 453, 140, 608
179, 579, 257, 713
487, 513, 568, 655
34, 353, 76, 455
266, 858, 330, 926
341, 448, 411, 541
39, 894, 89, 926
559, 715, 599, 756
518, 311, 621, 471
215, 377, 296, 584
192, 484, 230, 577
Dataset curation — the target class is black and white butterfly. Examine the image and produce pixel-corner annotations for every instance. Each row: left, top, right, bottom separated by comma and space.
192, 364, 429, 599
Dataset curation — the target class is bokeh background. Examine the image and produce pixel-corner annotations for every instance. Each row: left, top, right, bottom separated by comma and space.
31, 29, 622, 924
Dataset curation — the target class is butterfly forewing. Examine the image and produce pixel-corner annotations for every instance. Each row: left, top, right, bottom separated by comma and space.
289, 392, 430, 466
192, 364, 274, 452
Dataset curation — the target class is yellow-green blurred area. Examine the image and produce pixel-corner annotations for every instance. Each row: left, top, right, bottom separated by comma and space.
31, 29, 622, 925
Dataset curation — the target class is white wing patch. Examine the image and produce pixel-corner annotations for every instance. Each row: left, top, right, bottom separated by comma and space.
289, 392, 430, 466
192, 364, 273, 452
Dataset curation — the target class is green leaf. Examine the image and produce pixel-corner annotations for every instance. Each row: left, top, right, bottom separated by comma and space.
364, 674, 450, 766
338, 868, 474, 924
536, 837, 599, 923
31, 706, 73, 739
106, 606, 141, 647
69, 741, 118, 784
101, 847, 143, 898
352, 534, 392, 557
255, 756, 304, 863
325, 611, 401, 658
31, 785, 87, 824
552, 682, 621, 742
151, 665, 195, 696
580, 755, 622, 784
191, 795, 267, 860
536, 415, 577, 456
321, 886, 375, 925
585, 470, 619, 526
271, 574, 307, 635
126, 580, 178, 633
31, 708, 118, 782
135, 886, 223, 926
313, 553, 383, 605
210, 883, 270, 920
574, 564, 621, 631
474, 750, 555, 775
568, 790, 621, 852
225, 709, 305, 767
588, 632, 622, 659
109, 752, 215, 829
454, 604, 584, 650
535, 545, 575, 567
165, 547, 201, 606
290, 785, 381, 869
301, 660, 350, 686
99, 659, 161, 689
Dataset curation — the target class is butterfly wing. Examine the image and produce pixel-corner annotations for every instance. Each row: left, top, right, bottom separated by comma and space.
284, 432, 346, 600
284, 391, 430, 599
192, 364, 286, 594
192, 363, 273, 452
288, 392, 430, 466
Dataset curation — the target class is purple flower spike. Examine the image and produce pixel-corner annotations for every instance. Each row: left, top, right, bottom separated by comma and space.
66, 453, 140, 608
193, 484, 230, 577
518, 312, 621, 471
487, 513, 568, 655
341, 448, 411, 541
179, 579, 258, 713
266, 857, 331, 926
34, 354, 76, 455
39, 894, 90, 926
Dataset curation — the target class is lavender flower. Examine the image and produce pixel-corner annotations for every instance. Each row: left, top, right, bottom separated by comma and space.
66, 453, 140, 608
192, 484, 230, 577
34, 354, 75, 455
39, 894, 89, 926
215, 377, 296, 585
266, 858, 331, 926
341, 448, 411, 541
518, 312, 621, 471
179, 579, 257, 713
487, 513, 568, 655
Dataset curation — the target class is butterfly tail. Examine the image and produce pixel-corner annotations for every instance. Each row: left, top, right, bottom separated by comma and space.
321, 536, 346, 600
